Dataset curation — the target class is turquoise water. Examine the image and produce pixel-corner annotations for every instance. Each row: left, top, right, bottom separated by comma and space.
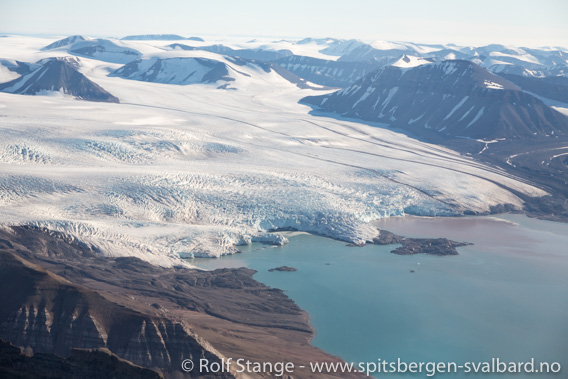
190, 215, 568, 378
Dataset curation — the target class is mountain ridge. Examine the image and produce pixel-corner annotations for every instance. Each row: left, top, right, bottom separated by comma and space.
302, 59, 568, 140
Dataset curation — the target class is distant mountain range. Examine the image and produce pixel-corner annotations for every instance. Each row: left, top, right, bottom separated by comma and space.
121, 34, 204, 41
311, 39, 568, 78
1, 34, 566, 126
168, 43, 293, 61
302, 58, 568, 140
36, 35, 568, 82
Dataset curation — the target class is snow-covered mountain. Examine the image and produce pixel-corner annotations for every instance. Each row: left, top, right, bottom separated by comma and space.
287, 38, 568, 81
303, 59, 568, 140
121, 34, 205, 41
42, 36, 141, 64
41, 35, 87, 50
337, 43, 415, 63
390, 55, 436, 68
121, 34, 186, 41
274, 55, 381, 87
319, 39, 368, 57
296, 37, 342, 46
111, 56, 236, 86
69, 39, 141, 64
168, 43, 293, 61
0, 57, 118, 102
110, 53, 317, 90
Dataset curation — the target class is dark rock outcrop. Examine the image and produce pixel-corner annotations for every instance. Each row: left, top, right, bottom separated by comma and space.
268, 266, 298, 272
372, 230, 404, 245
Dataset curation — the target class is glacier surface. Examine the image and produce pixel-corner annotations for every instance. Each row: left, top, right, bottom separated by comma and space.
0, 36, 547, 265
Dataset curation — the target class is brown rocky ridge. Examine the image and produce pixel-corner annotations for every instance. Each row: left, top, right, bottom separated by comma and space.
0, 226, 362, 378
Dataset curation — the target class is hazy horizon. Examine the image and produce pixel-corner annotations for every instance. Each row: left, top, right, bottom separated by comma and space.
1, 0, 567, 48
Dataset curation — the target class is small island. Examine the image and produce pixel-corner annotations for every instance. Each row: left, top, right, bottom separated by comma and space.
373, 230, 472, 256
268, 266, 298, 272
392, 238, 472, 256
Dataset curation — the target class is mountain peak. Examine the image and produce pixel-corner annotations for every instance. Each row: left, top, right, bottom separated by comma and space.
391, 55, 435, 69
41, 35, 88, 51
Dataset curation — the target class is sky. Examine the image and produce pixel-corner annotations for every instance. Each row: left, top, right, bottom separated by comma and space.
1, 0, 567, 47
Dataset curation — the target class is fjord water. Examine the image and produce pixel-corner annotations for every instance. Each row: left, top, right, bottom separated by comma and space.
192, 214, 568, 378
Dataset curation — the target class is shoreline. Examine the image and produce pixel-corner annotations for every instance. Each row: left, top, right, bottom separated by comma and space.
2, 212, 567, 378
0, 225, 363, 378
191, 212, 539, 267
202, 216, 568, 377
2, 212, 565, 374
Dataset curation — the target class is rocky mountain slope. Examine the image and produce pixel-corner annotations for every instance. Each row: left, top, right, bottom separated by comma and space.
0, 339, 163, 379
302, 59, 568, 140
0, 226, 356, 378
0, 251, 229, 376
498, 73, 568, 103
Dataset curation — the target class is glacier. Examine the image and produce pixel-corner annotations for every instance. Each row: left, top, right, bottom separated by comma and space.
0, 35, 547, 266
